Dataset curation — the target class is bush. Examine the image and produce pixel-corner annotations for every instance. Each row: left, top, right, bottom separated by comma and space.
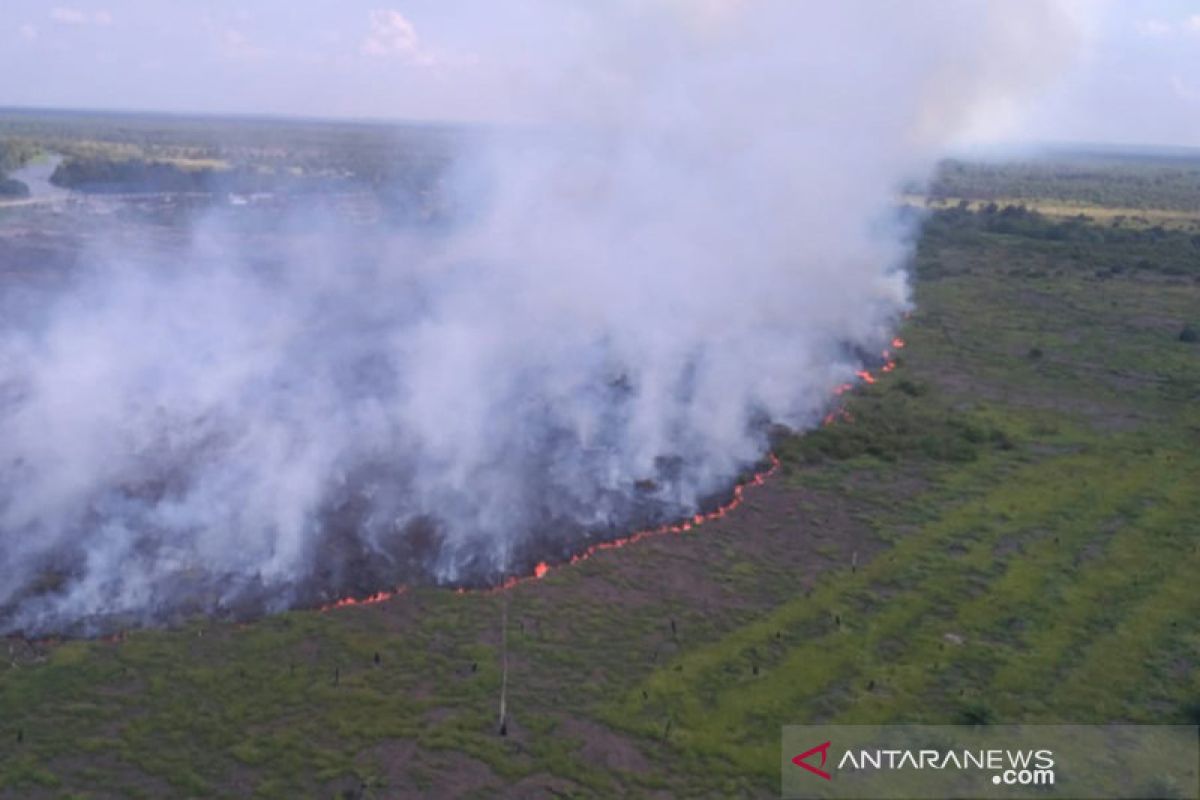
958, 703, 996, 726
0, 176, 29, 198
779, 381, 1013, 466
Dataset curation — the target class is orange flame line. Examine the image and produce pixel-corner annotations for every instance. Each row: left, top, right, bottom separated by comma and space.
314, 334, 907, 609
478, 452, 783, 594
319, 455, 781, 606
317, 586, 407, 612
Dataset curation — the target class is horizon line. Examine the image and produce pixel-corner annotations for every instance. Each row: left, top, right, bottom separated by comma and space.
1, 103, 1198, 159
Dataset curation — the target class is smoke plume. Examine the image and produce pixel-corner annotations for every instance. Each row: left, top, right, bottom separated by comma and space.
0, 1, 1079, 634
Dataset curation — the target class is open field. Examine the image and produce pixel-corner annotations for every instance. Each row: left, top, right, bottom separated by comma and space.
2, 177, 1198, 796
907, 194, 1200, 232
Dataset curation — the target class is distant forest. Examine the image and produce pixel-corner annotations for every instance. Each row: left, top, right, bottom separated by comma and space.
46, 158, 352, 195
0, 108, 463, 206
930, 156, 1200, 212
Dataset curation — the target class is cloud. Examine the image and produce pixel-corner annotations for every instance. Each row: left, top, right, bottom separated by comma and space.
1135, 18, 1172, 37
361, 9, 434, 64
18, 23, 37, 41
1137, 14, 1200, 38
51, 7, 88, 25
50, 8, 112, 26
220, 28, 269, 61
1170, 74, 1200, 103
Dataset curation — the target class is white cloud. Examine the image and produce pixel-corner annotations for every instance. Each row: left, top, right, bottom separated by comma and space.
1135, 18, 1173, 37
1170, 75, 1200, 103
1137, 14, 1200, 38
361, 9, 434, 64
18, 23, 37, 41
51, 8, 89, 25
220, 29, 268, 61
50, 8, 113, 26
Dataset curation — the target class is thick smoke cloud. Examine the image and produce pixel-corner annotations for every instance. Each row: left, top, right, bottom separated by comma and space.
0, 1, 1079, 634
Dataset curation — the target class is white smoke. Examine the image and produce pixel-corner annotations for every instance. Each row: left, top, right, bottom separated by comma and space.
0, 1, 1081, 634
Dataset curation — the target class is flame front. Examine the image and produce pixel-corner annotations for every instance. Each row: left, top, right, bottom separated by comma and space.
318, 586, 407, 612
320, 335, 906, 609
481, 451, 783, 594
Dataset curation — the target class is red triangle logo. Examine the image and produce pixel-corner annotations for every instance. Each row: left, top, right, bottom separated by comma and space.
792, 740, 832, 780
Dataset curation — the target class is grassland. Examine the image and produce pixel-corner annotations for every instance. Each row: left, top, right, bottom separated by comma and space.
907, 194, 1200, 232
1, 158, 1199, 797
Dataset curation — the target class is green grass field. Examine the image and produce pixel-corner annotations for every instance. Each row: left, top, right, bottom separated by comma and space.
2, 186, 1199, 797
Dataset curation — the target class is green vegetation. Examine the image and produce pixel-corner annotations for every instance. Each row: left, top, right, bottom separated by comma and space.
45, 157, 360, 196
931, 152, 1200, 212
0, 138, 39, 174
47, 157, 211, 193
0, 138, 38, 198
922, 202, 1200, 276
780, 378, 1013, 464
1, 141, 1199, 796
606, 200, 1200, 788
0, 177, 28, 199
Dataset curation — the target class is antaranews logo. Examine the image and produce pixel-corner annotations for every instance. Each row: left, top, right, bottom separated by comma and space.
784, 724, 1199, 800
790, 739, 1054, 785
791, 741, 832, 781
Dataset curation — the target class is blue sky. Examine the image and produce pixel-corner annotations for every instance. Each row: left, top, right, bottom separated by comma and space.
1, 1, 1198, 147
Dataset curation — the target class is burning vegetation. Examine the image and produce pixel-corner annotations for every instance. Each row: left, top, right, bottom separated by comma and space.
4, 0, 1064, 638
